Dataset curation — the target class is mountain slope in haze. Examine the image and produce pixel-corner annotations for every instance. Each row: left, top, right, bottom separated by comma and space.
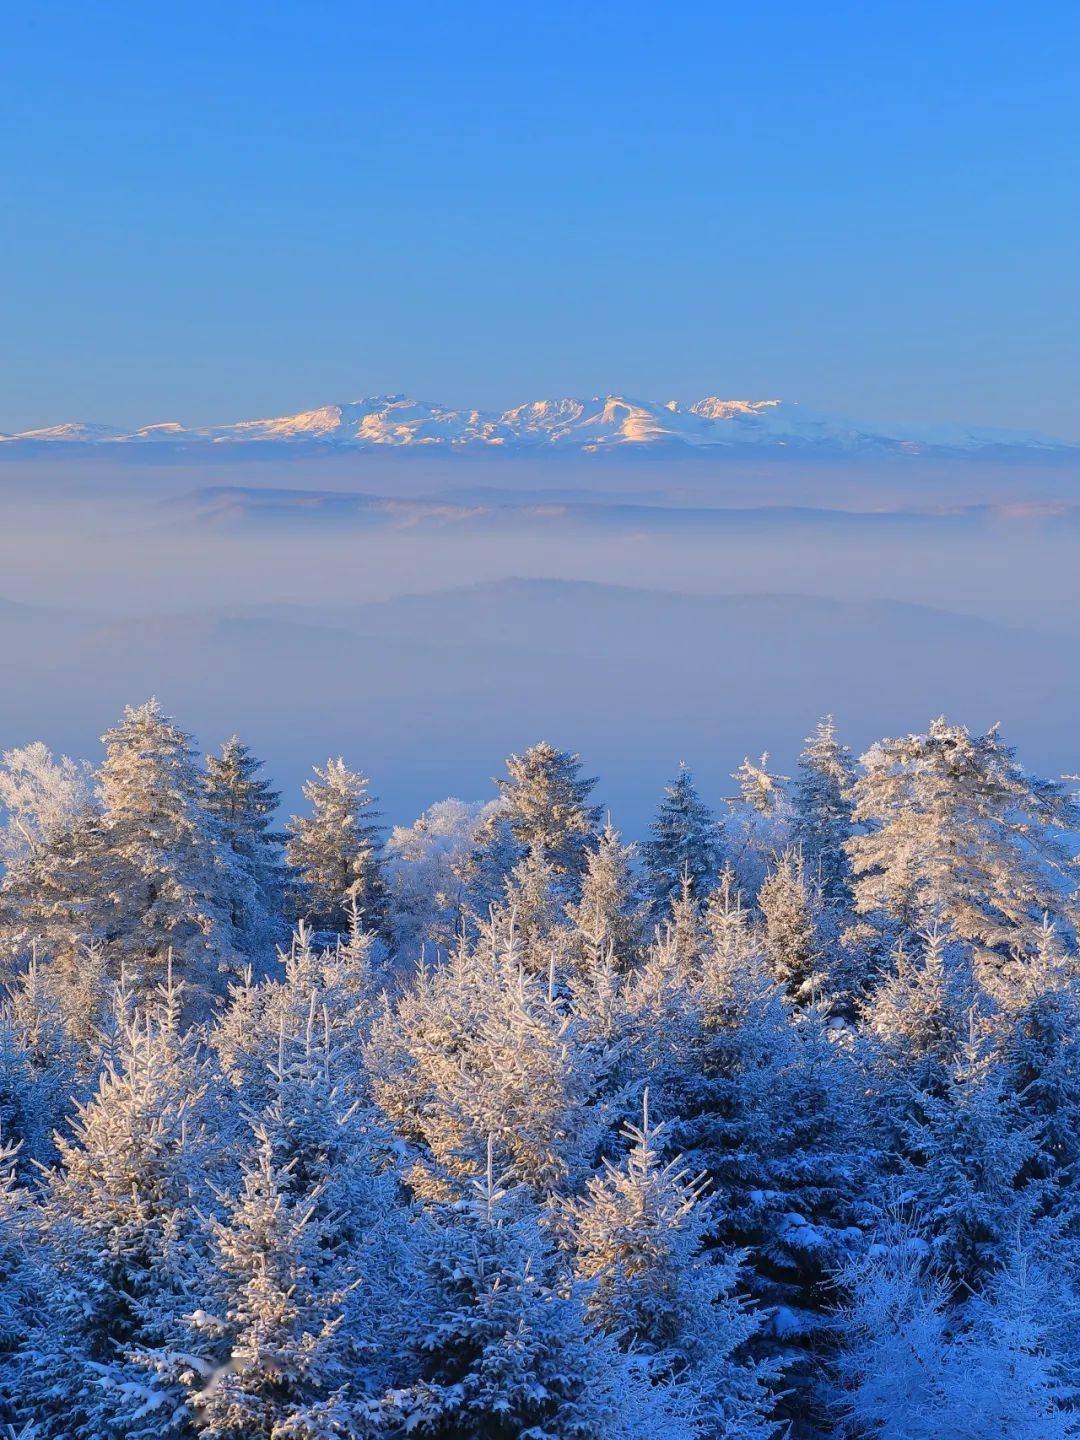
3, 394, 1074, 458
0, 578, 1072, 832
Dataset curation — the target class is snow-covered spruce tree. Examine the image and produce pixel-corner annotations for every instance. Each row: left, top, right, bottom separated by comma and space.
285, 758, 385, 936
368, 928, 500, 1195
491, 740, 601, 891
898, 1026, 1037, 1290
453, 804, 523, 930
832, 1215, 958, 1440
213, 912, 383, 1119
396, 1145, 683, 1440
0, 1134, 33, 1425
956, 1230, 1080, 1436
171, 1124, 377, 1440
17, 972, 222, 1440
239, 980, 396, 1251
456, 956, 613, 1196
492, 843, 565, 977
98, 699, 243, 1002
790, 717, 855, 909
0, 959, 79, 1174
725, 753, 791, 901
848, 717, 1080, 968
834, 1216, 1078, 1440
204, 735, 284, 961
860, 929, 971, 1087
990, 920, 1080, 1204
757, 847, 826, 1007
640, 764, 724, 917
0, 744, 113, 973
665, 916, 870, 1417
566, 1092, 775, 1439
701, 865, 757, 985
617, 868, 752, 1134
146, 990, 409, 1437
857, 928, 976, 1172
651, 872, 707, 987
856, 937, 1054, 1297
617, 916, 704, 1127
370, 912, 614, 1200
0, 935, 114, 1105
564, 820, 647, 978
262, 998, 407, 1354
34, 939, 114, 1067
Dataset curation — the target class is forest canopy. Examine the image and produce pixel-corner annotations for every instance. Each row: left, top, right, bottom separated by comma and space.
0, 701, 1077, 1439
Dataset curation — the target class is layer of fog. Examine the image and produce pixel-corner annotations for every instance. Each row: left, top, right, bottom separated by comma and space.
1, 451, 1078, 831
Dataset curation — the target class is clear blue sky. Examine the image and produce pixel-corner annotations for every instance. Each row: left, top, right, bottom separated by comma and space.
3, 1, 1078, 435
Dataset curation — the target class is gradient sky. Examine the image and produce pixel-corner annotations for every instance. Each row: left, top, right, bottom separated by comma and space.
3, 1, 1079, 436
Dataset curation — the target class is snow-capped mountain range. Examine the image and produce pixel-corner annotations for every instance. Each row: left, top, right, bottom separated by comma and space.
2, 394, 1075, 456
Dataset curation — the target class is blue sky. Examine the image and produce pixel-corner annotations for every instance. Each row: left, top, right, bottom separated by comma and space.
3, 1, 1078, 435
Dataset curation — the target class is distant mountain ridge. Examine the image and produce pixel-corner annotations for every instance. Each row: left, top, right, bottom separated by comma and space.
3, 393, 1074, 457
1, 574, 1068, 833
161, 484, 1080, 536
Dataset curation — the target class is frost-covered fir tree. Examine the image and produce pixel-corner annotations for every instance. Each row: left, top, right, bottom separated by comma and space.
725, 753, 791, 900
286, 758, 385, 935
490, 740, 601, 889
955, 1233, 1080, 1436
147, 983, 407, 1438
98, 699, 242, 1000
860, 929, 971, 1089
701, 865, 757, 989
640, 764, 724, 915
204, 735, 284, 960
452, 804, 523, 929
991, 921, 1080, 1202
619, 917, 704, 1118
368, 931, 499, 1196
566, 1092, 774, 1439
618, 869, 750, 1129
18, 972, 221, 1439
835, 1218, 1078, 1440
456, 957, 613, 1195
0, 1134, 32, 1424
564, 820, 646, 977
214, 914, 383, 1118
664, 919, 869, 1416
653, 873, 707, 987
233, 971, 397, 1255
848, 717, 1080, 966
173, 1126, 373, 1440
370, 913, 614, 1199
0, 959, 79, 1173
0, 766, 113, 979
790, 717, 855, 908
857, 928, 977, 1189
493, 843, 565, 977
898, 1026, 1037, 1289
757, 848, 825, 1006
0, 897, 130, 1100
396, 1147, 682, 1440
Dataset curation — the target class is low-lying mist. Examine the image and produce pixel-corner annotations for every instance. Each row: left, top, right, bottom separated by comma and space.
2, 450, 1078, 830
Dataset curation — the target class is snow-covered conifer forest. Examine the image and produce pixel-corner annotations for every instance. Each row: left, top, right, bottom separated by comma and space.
0, 700, 1077, 1438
